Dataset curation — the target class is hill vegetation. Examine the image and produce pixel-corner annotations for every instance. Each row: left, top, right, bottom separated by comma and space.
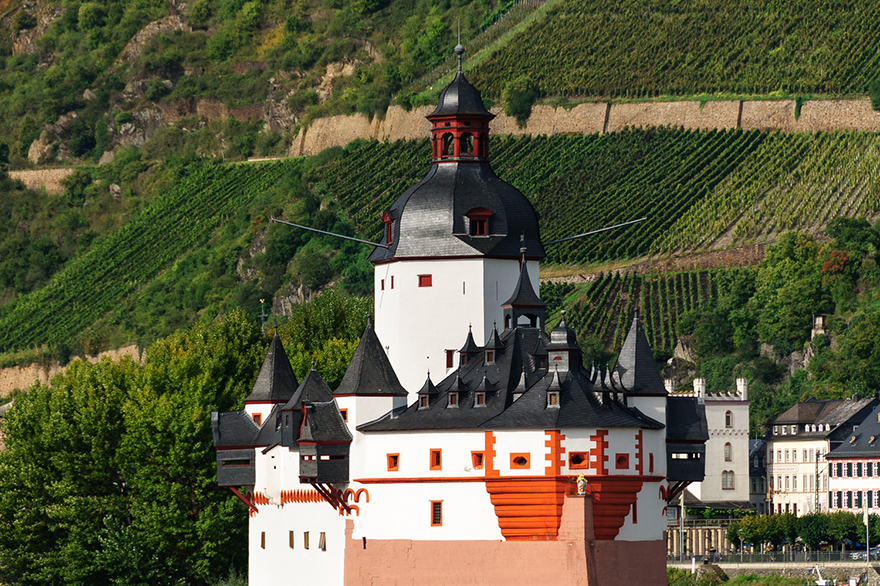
468, 0, 880, 98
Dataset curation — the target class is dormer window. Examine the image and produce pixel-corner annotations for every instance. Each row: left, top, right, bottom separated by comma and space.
460, 355, 467, 366
467, 208, 492, 237
253, 413, 262, 426
773, 426, 778, 435
537, 356, 547, 369
547, 391, 559, 408
448, 392, 458, 408
791, 425, 796, 435
419, 396, 428, 409
475, 392, 486, 407
485, 350, 494, 364
383, 212, 393, 244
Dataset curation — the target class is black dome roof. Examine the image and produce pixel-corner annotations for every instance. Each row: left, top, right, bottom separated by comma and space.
429, 71, 493, 118
369, 162, 544, 262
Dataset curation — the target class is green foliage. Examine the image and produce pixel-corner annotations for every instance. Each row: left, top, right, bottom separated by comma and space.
0, 312, 262, 585
502, 76, 539, 127
13, 11, 37, 33
870, 78, 880, 111
469, 0, 880, 98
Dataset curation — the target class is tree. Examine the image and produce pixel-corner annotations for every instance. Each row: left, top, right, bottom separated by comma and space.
828, 511, 861, 550
503, 76, 540, 127
798, 513, 830, 550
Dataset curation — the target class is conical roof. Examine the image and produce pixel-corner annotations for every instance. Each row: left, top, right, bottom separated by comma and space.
245, 333, 299, 403
502, 260, 544, 308
485, 325, 503, 351
281, 366, 335, 411
418, 374, 439, 395
612, 313, 667, 396
429, 71, 493, 118
334, 318, 408, 397
459, 326, 481, 354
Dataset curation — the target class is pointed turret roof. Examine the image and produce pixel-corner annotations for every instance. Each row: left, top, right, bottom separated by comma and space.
459, 326, 481, 354
612, 313, 666, 396
485, 324, 503, 351
334, 317, 408, 397
282, 366, 335, 411
546, 313, 579, 350
245, 333, 299, 403
502, 260, 544, 308
418, 373, 439, 395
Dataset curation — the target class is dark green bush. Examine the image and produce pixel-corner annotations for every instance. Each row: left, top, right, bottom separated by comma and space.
502, 76, 539, 127
870, 78, 880, 111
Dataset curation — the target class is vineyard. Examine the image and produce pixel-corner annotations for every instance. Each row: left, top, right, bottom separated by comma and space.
556, 270, 717, 355
466, 0, 880, 98
0, 159, 301, 354
321, 129, 880, 265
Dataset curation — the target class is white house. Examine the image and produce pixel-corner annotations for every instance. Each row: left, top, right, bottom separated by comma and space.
827, 404, 880, 513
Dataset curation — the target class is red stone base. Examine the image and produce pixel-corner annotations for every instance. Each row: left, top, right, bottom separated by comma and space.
343, 495, 666, 586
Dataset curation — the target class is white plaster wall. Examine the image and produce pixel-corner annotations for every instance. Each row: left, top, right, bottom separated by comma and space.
373, 257, 535, 396
244, 402, 272, 427
767, 438, 830, 514
356, 430, 488, 480
630, 396, 667, 428
492, 429, 550, 475
616, 479, 668, 542
559, 428, 658, 477
350, 481, 503, 541
249, 500, 347, 586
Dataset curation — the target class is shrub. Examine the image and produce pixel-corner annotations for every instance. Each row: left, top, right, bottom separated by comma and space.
870, 78, 880, 111
502, 76, 539, 127
13, 11, 37, 32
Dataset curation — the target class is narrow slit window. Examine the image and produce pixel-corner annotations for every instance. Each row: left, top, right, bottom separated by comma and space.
430, 449, 442, 470
319, 532, 326, 551
446, 349, 454, 368
431, 501, 443, 526
261, 531, 266, 549
303, 531, 309, 549
289, 530, 294, 549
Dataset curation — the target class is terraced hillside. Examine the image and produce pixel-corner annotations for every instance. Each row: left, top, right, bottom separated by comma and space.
468, 0, 880, 97
546, 270, 716, 355
323, 130, 880, 264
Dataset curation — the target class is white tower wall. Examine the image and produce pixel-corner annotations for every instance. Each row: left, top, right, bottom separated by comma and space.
374, 257, 538, 395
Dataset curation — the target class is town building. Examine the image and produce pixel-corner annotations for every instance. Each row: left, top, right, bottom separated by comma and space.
827, 403, 880, 512
212, 48, 707, 586
766, 397, 877, 515
749, 439, 768, 514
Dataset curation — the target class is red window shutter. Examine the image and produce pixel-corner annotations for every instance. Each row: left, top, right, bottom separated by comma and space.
418, 274, 432, 287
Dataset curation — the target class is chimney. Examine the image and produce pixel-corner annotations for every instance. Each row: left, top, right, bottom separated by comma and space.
694, 378, 706, 404
664, 379, 677, 394
736, 377, 748, 401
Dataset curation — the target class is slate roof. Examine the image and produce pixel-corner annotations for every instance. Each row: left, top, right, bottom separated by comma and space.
300, 401, 353, 443
245, 333, 299, 403
429, 70, 493, 118
607, 314, 667, 396
334, 318, 408, 397
459, 326, 481, 354
282, 367, 335, 412
666, 397, 709, 441
368, 162, 545, 263
769, 397, 878, 440
213, 409, 260, 447
502, 260, 544, 308
772, 398, 843, 426
360, 325, 662, 432
828, 404, 880, 459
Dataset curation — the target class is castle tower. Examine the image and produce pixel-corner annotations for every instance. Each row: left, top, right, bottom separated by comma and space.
370, 46, 544, 394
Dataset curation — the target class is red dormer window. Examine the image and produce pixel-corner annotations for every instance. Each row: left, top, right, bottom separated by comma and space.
383, 212, 393, 244
467, 208, 492, 236
252, 413, 262, 426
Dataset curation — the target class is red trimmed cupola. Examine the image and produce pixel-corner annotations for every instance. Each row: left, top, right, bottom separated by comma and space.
427, 45, 495, 163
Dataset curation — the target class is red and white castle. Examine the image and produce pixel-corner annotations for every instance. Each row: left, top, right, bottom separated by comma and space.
213, 51, 707, 586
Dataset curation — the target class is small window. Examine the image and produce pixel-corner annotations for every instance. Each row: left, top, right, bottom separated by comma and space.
319, 532, 326, 551
261, 531, 266, 549
448, 393, 458, 407
303, 531, 309, 550
486, 351, 494, 364
391, 276, 394, 289
431, 501, 443, 526
615, 453, 630, 470
725, 411, 732, 428
791, 425, 796, 435
253, 413, 262, 426
430, 449, 442, 470
418, 274, 432, 287
510, 453, 530, 469
724, 442, 732, 462
547, 392, 559, 407
387, 453, 399, 471
289, 530, 295, 549
467, 207, 492, 237
569, 452, 588, 469
340, 408, 348, 422
381, 279, 385, 291
446, 349, 454, 369
475, 392, 485, 406
472, 451, 484, 469
460, 355, 467, 366
537, 356, 547, 369
419, 396, 428, 409
649, 453, 654, 473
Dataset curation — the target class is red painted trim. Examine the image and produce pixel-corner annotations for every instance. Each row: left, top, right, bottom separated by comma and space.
510, 453, 530, 469
430, 500, 443, 526
545, 430, 564, 477
471, 451, 484, 470
229, 487, 258, 512
387, 453, 399, 471
430, 448, 442, 470
485, 431, 498, 478
635, 430, 644, 475
591, 430, 609, 475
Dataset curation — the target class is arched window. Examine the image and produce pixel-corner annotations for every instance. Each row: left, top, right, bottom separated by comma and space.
459, 133, 474, 156
724, 442, 732, 462
442, 133, 454, 157
725, 410, 732, 428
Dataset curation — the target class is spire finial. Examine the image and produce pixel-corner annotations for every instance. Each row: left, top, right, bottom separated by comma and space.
454, 22, 464, 73
367, 312, 373, 327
